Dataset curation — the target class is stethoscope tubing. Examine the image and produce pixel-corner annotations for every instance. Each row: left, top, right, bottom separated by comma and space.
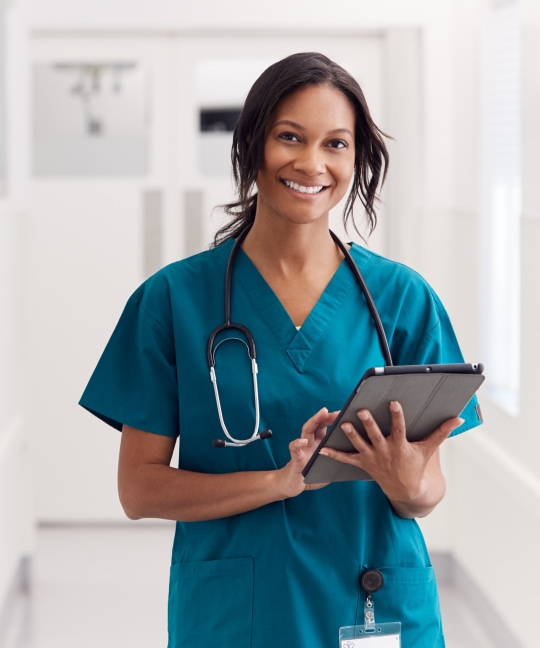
329, 230, 393, 367
209, 336, 262, 447
207, 224, 394, 447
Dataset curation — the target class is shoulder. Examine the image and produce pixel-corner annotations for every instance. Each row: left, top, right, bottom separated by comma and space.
130, 241, 232, 311
115, 241, 232, 339
349, 243, 442, 309
348, 244, 457, 364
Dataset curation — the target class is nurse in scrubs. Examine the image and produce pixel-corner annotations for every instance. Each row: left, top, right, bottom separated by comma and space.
80, 52, 482, 647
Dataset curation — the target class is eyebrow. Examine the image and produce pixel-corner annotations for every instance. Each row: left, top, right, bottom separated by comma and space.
272, 119, 353, 137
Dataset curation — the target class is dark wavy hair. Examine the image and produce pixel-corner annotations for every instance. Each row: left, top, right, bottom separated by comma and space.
212, 52, 390, 247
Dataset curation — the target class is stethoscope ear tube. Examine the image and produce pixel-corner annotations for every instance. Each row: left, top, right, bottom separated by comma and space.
329, 231, 393, 367
223, 225, 251, 326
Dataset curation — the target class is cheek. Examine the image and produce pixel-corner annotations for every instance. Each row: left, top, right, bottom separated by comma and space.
262, 141, 292, 173
335, 158, 355, 188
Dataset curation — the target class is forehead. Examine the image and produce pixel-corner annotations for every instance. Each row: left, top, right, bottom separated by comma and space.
268, 84, 356, 130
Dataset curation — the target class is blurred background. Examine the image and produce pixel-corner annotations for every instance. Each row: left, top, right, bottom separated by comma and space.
0, 0, 538, 646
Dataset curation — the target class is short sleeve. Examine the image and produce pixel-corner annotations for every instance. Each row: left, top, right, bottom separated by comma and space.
79, 278, 179, 437
390, 286, 483, 437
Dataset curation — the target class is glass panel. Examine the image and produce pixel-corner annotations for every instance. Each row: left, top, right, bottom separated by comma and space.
32, 62, 150, 177
480, 0, 521, 414
196, 59, 273, 177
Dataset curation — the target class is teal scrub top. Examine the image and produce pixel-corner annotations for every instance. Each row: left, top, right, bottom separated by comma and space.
80, 239, 482, 648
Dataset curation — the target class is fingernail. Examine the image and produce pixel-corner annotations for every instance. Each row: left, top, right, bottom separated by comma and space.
390, 401, 400, 413
341, 423, 354, 434
358, 411, 369, 421
319, 449, 329, 456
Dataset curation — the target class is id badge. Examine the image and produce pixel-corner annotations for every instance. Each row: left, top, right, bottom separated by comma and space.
339, 623, 401, 647
340, 569, 401, 646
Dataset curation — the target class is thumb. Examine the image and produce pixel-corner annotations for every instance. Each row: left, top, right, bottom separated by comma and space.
426, 417, 464, 449
441, 416, 465, 437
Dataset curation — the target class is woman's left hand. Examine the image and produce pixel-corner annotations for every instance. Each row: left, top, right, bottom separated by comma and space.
319, 401, 464, 517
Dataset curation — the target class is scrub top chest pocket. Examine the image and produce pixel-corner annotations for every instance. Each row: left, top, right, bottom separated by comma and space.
349, 565, 445, 648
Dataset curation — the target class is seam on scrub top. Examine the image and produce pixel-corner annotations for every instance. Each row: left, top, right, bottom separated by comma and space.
140, 302, 175, 342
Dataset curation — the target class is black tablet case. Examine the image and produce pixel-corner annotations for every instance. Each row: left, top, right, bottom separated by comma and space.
302, 364, 484, 484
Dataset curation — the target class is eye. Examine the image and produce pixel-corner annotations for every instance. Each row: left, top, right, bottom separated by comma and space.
327, 139, 348, 149
277, 132, 301, 143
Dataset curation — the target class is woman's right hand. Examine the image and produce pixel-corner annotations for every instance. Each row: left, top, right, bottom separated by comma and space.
276, 407, 339, 498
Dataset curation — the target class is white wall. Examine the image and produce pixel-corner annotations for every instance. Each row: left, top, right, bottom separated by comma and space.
0, 0, 33, 619
420, 1, 539, 646
27, 0, 447, 32
0, 0, 7, 189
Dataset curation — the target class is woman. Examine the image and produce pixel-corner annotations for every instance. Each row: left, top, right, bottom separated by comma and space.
80, 52, 482, 647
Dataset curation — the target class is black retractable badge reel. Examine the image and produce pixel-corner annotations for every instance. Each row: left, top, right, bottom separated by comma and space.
338, 569, 401, 647
360, 569, 384, 631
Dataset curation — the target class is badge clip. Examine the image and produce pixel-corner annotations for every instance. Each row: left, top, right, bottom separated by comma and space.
360, 569, 384, 631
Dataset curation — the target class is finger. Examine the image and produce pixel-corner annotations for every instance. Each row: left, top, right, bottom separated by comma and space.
326, 410, 341, 424
288, 438, 309, 464
355, 409, 386, 447
340, 421, 372, 453
289, 438, 309, 451
389, 400, 407, 441
301, 407, 334, 440
319, 445, 367, 467
313, 410, 340, 441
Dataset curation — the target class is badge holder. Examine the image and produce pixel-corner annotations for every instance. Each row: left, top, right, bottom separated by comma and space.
339, 569, 401, 647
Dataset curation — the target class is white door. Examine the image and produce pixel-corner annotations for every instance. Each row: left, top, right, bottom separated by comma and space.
28, 35, 176, 522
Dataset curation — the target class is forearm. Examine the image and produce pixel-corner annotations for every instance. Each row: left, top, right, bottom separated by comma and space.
119, 411, 335, 523
119, 464, 287, 522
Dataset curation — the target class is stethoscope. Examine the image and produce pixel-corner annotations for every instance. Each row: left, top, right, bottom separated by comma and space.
207, 225, 393, 448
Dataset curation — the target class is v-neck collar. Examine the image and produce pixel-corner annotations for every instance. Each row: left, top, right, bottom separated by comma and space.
232, 245, 359, 372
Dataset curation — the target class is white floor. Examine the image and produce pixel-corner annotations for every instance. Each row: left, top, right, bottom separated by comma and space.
1, 526, 498, 648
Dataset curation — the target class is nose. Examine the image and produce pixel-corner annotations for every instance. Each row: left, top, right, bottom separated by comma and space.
292, 145, 326, 176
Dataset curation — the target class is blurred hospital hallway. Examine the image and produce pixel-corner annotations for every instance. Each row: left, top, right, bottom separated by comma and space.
1, 525, 497, 648
2, 0, 540, 646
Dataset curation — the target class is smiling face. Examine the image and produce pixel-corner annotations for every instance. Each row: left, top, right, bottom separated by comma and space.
255, 83, 356, 229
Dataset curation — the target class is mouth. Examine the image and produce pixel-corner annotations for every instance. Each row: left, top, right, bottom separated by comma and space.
280, 179, 328, 195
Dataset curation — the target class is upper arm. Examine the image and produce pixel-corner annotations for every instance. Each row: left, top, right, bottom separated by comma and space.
118, 425, 177, 512
120, 425, 176, 466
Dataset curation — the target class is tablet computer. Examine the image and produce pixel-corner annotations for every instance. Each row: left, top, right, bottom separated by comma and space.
302, 363, 484, 484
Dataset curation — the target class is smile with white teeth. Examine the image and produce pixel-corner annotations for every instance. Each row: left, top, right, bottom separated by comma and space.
282, 179, 325, 194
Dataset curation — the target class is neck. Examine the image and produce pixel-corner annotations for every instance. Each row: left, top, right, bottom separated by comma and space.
241, 219, 342, 276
